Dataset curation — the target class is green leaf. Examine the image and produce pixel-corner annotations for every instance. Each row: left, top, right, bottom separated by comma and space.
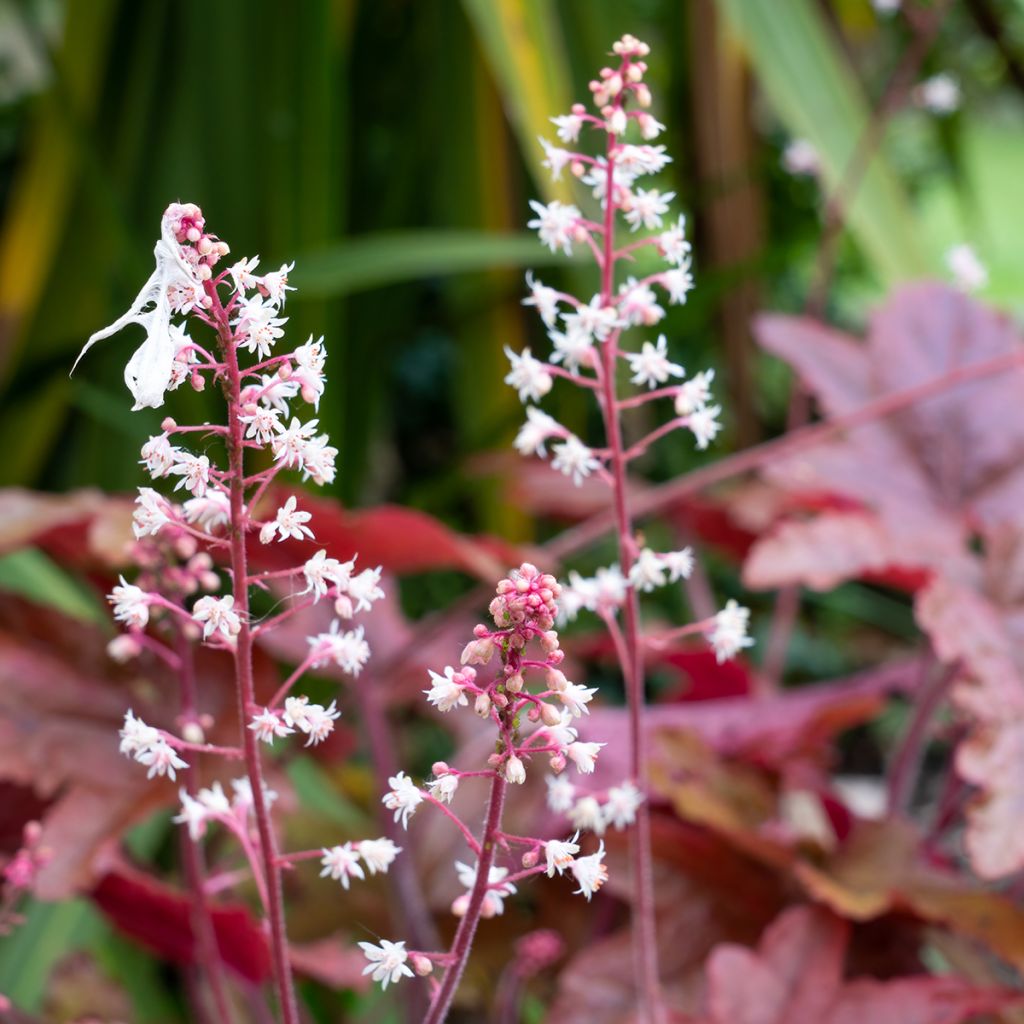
716, 0, 929, 282
287, 758, 365, 830
0, 547, 107, 624
461, 0, 575, 203
291, 230, 575, 298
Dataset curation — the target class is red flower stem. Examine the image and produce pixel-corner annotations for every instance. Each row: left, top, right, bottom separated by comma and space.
422, 771, 508, 1024
595, 105, 664, 1024
176, 631, 236, 1024
267, 652, 317, 709
207, 281, 300, 1024
422, 794, 482, 854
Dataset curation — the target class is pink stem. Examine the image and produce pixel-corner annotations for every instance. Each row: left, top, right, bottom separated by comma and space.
595, 98, 664, 1024
208, 281, 300, 1024
422, 793, 483, 855
267, 653, 317, 710
422, 773, 508, 1024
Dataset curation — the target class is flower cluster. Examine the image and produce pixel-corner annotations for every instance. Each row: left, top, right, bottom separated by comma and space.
119, 709, 189, 781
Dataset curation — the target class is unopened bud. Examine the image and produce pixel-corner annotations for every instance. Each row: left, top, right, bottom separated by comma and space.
492, 691, 509, 709
528, 705, 541, 722
197, 236, 213, 255
541, 702, 562, 727
182, 720, 205, 745
107, 634, 142, 664
505, 672, 524, 693
504, 755, 526, 785
635, 83, 652, 107
549, 753, 566, 774
571, 160, 586, 178
451, 893, 470, 918
522, 848, 540, 869
547, 668, 569, 692
161, 417, 177, 432
432, 761, 450, 777
411, 954, 433, 977
190, 369, 206, 392
627, 64, 643, 83
475, 693, 491, 717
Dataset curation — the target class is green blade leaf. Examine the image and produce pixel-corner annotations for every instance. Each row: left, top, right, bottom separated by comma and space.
716, 0, 928, 283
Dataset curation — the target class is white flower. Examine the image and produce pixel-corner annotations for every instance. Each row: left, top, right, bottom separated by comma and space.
253, 373, 298, 412
261, 261, 296, 305
108, 576, 150, 629
522, 271, 561, 328
320, 843, 365, 889
569, 795, 606, 834
348, 566, 384, 613
428, 774, 459, 804
527, 199, 581, 255
623, 187, 674, 232
663, 547, 695, 582
946, 243, 987, 292
424, 666, 469, 713
548, 325, 595, 374
239, 404, 282, 445
582, 158, 637, 206
307, 621, 370, 675
133, 488, 170, 539
230, 776, 278, 813
183, 490, 231, 531
539, 137, 573, 180
616, 144, 671, 175
618, 277, 664, 327
661, 264, 695, 305
688, 403, 722, 450
782, 138, 819, 177
551, 435, 601, 486
119, 709, 160, 757
229, 255, 260, 293
301, 433, 338, 486
504, 754, 527, 785
140, 433, 177, 477
629, 548, 667, 593
546, 774, 576, 813
359, 940, 414, 991
626, 335, 684, 390
557, 681, 598, 718
302, 550, 352, 601
303, 700, 341, 746
261, 495, 314, 544
709, 599, 754, 663
504, 346, 553, 403
137, 738, 189, 781
271, 417, 319, 469
540, 707, 578, 750
562, 295, 622, 344
514, 407, 560, 457
192, 595, 241, 641
674, 369, 715, 416
173, 790, 210, 841
545, 832, 581, 876
604, 782, 644, 830
658, 216, 691, 266
238, 306, 286, 360
169, 452, 211, 498
358, 838, 401, 875
872, 0, 901, 13
197, 781, 231, 816
383, 772, 423, 829
570, 841, 608, 900
916, 73, 960, 114
566, 741, 605, 775
249, 708, 294, 744
74, 208, 203, 410
550, 111, 584, 144
455, 861, 516, 918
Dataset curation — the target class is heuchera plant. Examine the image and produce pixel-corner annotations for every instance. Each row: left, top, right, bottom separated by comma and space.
78, 202, 392, 1023
505, 33, 752, 1021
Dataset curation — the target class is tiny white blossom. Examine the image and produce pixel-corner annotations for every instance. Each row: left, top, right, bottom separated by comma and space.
522, 271, 561, 328
545, 832, 581, 876
570, 841, 608, 900
504, 346, 553, 403
674, 369, 715, 416
625, 334, 684, 389
271, 417, 319, 469
169, 452, 211, 498
119, 709, 160, 757
551, 435, 601, 486
514, 407, 560, 457
348, 566, 384, 613
629, 547, 667, 593
550, 111, 584, 144
548, 325, 595, 374
133, 488, 170, 539
604, 782, 645, 830
618, 277, 665, 326
527, 199, 581, 255
359, 940, 414, 991
140, 433, 177, 477
358, 838, 401, 875
782, 138, 820, 177
539, 137, 573, 180
249, 708, 294, 745
197, 781, 231, 816
261, 261, 296, 305
663, 547, 695, 582
687, 403, 722, 450
569, 795, 606, 834
946, 243, 987, 292
239, 404, 282, 445
261, 495, 314, 544
623, 187, 674, 232
307, 621, 371, 675
562, 295, 622, 344
383, 772, 423, 830
192, 595, 241, 641
424, 666, 469, 713
455, 861, 516, 918
183, 489, 231, 531
108, 576, 150, 629
557, 681, 598, 718
173, 790, 209, 841
320, 843, 365, 889
709, 599, 754, 663
504, 754, 527, 785
137, 737, 189, 781
916, 73, 960, 115
566, 741, 605, 775
302, 550, 352, 601
616, 143, 671, 175
546, 773, 576, 813
229, 255, 260, 293
658, 215, 691, 266
660, 264, 695, 305
428, 774, 460, 804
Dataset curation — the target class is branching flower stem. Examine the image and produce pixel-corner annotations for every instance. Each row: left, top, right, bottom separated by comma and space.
208, 280, 300, 1024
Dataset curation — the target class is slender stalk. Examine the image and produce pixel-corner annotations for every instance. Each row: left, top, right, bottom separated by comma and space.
596, 131, 664, 1024
177, 633, 236, 1024
422, 773, 509, 1024
209, 283, 300, 1024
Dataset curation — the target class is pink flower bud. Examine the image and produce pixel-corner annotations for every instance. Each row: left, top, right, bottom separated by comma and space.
547, 668, 568, 692
182, 720, 205, 745
528, 705, 541, 722
627, 64, 643, 83
492, 692, 509, 709
190, 369, 206, 392
411, 954, 433, 977
504, 755, 526, 785
541, 702, 562, 727
522, 848, 540, 869
635, 84, 652, 108
334, 594, 353, 619
506, 672, 524, 693
475, 694, 491, 717
549, 753, 566, 774
451, 893, 470, 918
432, 761, 450, 777
161, 417, 177, 431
